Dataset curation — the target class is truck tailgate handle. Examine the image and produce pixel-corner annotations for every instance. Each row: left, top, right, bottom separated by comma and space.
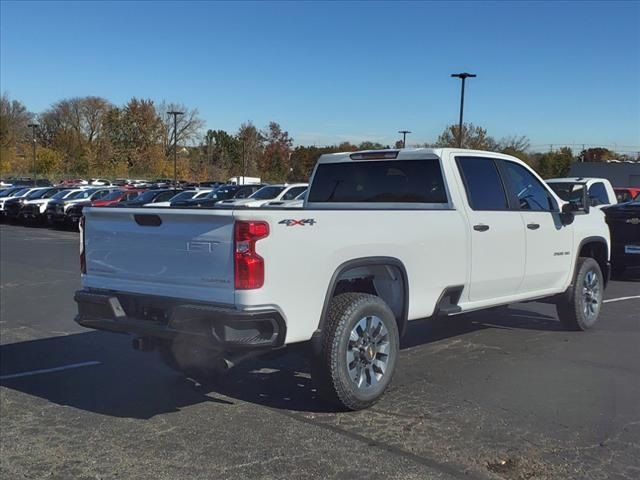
527, 223, 540, 230
134, 214, 162, 227
473, 224, 490, 232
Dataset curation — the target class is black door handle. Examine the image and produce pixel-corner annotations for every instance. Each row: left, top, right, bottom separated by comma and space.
473, 224, 490, 232
527, 223, 540, 230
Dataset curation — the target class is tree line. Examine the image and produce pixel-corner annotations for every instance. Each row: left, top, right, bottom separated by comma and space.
0, 93, 635, 183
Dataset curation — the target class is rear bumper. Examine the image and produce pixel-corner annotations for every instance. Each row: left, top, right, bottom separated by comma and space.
74, 289, 286, 349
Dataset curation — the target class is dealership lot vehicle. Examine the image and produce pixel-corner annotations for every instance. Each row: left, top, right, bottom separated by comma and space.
47, 187, 116, 226
1, 224, 639, 480
76, 148, 610, 410
262, 189, 307, 208
91, 189, 145, 207
614, 187, 640, 203
1, 187, 59, 221
547, 177, 617, 209
18, 187, 71, 224
177, 184, 265, 207
117, 189, 179, 207
148, 189, 212, 207
604, 197, 640, 276
217, 183, 308, 208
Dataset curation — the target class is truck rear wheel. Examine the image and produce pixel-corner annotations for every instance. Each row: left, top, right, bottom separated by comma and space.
158, 339, 227, 384
312, 293, 399, 410
556, 257, 604, 331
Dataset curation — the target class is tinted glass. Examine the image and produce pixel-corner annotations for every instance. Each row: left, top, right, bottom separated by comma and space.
168, 191, 197, 202
616, 190, 632, 203
456, 157, 508, 210
308, 160, 448, 203
501, 161, 556, 211
135, 190, 165, 203
548, 182, 587, 208
235, 186, 258, 198
51, 190, 71, 199
588, 183, 609, 205
251, 186, 286, 200
154, 191, 178, 202
102, 190, 125, 200
282, 186, 307, 200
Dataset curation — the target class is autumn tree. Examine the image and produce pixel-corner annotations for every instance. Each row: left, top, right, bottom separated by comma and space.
434, 123, 498, 150
259, 122, 293, 182
157, 101, 205, 157
0, 94, 34, 174
579, 147, 618, 162
536, 147, 574, 178
236, 122, 263, 178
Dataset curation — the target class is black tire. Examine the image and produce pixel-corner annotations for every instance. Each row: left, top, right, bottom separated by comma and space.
556, 257, 604, 331
312, 293, 399, 411
157, 339, 227, 384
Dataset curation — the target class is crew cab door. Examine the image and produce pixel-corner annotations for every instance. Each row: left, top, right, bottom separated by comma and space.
456, 156, 526, 301
498, 160, 573, 293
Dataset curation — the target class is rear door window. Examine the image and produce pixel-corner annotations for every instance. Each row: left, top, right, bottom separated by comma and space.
307, 160, 448, 204
456, 157, 508, 210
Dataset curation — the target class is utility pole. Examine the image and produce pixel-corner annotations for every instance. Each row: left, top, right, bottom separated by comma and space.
28, 123, 39, 186
398, 130, 411, 148
167, 111, 183, 189
450, 72, 476, 148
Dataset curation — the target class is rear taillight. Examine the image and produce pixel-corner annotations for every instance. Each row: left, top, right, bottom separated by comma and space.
79, 215, 86, 274
234, 221, 269, 289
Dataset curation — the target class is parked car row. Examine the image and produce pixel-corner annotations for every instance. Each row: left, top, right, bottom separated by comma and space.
0, 182, 308, 228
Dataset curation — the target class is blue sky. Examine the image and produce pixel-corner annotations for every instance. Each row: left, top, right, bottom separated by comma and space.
1, 1, 639, 151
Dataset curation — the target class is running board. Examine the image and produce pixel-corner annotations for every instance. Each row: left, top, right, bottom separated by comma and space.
434, 286, 464, 316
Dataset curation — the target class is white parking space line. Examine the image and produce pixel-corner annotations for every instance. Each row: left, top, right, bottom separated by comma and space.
0, 361, 101, 380
604, 295, 640, 304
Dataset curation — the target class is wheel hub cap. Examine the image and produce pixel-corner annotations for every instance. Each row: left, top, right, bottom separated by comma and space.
346, 315, 390, 391
582, 270, 601, 320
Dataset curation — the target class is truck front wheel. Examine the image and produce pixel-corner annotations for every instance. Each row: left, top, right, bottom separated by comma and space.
556, 257, 604, 331
312, 293, 399, 410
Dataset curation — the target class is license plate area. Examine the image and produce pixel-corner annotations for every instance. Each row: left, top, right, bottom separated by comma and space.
624, 245, 640, 254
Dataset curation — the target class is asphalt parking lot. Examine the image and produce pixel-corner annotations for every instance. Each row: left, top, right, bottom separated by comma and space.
1, 223, 639, 480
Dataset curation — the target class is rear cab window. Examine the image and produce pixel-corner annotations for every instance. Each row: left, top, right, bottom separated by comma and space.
307, 159, 449, 206
456, 157, 509, 210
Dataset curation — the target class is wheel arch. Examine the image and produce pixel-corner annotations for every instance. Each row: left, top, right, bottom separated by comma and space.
577, 236, 610, 286
315, 257, 409, 339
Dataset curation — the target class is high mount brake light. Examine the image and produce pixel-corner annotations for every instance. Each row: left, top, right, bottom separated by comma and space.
349, 151, 399, 160
234, 221, 269, 289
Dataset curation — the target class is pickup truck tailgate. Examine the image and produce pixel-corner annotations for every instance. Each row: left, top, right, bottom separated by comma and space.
82, 207, 235, 304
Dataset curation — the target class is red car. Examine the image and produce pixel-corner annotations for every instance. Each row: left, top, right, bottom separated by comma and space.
614, 187, 640, 203
91, 189, 145, 207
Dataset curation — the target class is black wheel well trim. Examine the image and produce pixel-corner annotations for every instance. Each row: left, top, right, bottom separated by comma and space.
575, 236, 610, 287
314, 257, 409, 339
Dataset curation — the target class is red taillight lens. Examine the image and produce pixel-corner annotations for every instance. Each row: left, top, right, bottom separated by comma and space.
234, 221, 269, 290
79, 215, 86, 274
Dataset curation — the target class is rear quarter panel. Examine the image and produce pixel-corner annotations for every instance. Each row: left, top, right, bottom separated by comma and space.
233, 208, 468, 343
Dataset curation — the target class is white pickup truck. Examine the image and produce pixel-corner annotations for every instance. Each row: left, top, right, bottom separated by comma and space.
75, 148, 611, 410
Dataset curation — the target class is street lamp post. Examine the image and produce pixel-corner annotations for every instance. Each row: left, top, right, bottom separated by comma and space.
450, 72, 476, 148
242, 137, 246, 184
28, 123, 39, 186
167, 111, 183, 189
398, 130, 411, 148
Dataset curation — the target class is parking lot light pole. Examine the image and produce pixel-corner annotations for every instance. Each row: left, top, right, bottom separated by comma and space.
398, 130, 411, 148
167, 111, 183, 189
450, 72, 476, 148
28, 123, 39, 186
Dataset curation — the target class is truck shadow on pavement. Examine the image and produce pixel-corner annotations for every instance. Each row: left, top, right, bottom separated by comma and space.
1, 306, 564, 417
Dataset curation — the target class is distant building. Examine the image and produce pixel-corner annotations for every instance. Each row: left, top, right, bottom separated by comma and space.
569, 161, 640, 187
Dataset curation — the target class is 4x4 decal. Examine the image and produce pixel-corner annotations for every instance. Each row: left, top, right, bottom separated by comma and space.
279, 219, 316, 227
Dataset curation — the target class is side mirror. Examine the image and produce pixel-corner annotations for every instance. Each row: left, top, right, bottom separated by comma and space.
560, 203, 575, 226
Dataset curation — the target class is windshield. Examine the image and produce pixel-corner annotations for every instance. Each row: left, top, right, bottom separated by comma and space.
51, 190, 72, 199
206, 187, 235, 199
101, 190, 125, 200
169, 191, 197, 202
135, 190, 170, 202
548, 182, 585, 202
0, 187, 24, 197
250, 186, 285, 200
26, 189, 50, 199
